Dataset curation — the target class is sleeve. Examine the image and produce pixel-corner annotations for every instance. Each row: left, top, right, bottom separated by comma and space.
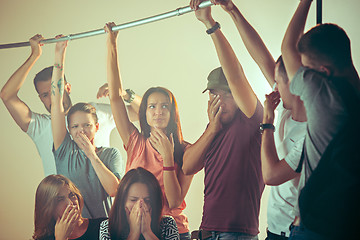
289, 67, 307, 97
249, 99, 264, 126
123, 129, 143, 167
276, 100, 286, 118
160, 216, 180, 240
26, 111, 51, 141
53, 132, 74, 160
284, 136, 306, 171
99, 219, 111, 240
104, 147, 125, 180
290, 66, 325, 101
249, 99, 263, 144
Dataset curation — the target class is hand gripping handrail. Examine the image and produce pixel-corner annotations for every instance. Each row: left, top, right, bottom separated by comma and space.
0, 1, 213, 50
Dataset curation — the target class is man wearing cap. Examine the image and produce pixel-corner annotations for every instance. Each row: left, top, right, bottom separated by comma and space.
183, 1, 264, 240
207, 1, 307, 239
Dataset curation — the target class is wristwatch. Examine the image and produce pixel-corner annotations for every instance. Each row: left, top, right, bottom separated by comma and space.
206, 22, 221, 35
125, 89, 135, 103
259, 123, 275, 134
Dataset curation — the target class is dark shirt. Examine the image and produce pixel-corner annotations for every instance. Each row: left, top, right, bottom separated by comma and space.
200, 100, 264, 235
40, 218, 106, 240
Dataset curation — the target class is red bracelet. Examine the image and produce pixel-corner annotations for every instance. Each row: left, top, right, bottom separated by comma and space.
163, 166, 175, 171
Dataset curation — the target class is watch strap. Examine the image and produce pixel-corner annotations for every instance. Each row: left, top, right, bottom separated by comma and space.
259, 123, 275, 134
206, 22, 221, 35
125, 89, 135, 103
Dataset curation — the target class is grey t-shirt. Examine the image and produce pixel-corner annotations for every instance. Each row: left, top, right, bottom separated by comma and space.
290, 67, 349, 179
54, 133, 124, 219
27, 102, 116, 176
290, 67, 351, 216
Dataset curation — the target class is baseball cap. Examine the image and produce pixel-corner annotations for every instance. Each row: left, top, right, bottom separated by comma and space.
202, 67, 231, 93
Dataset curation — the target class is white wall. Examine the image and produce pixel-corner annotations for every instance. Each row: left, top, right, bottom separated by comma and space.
0, 0, 359, 239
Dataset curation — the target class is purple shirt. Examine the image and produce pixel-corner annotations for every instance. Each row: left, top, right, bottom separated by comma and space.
200, 100, 264, 235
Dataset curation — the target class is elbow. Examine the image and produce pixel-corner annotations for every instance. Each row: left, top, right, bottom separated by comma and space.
108, 188, 118, 198
182, 154, 199, 175
108, 181, 120, 197
262, 172, 283, 186
263, 174, 278, 186
182, 166, 192, 176
182, 164, 196, 176
262, 168, 278, 186
0, 88, 9, 102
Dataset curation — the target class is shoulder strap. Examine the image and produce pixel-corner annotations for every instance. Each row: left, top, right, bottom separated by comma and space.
295, 126, 311, 173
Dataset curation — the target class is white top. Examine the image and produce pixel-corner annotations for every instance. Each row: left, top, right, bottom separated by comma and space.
267, 102, 306, 237
26, 102, 116, 176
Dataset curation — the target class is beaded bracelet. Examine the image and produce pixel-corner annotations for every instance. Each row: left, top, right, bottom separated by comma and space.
54, 63, 63, 71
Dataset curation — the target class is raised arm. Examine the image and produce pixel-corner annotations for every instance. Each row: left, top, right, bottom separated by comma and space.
105, 22, 136, 146
281, 0, 313, 81
50, 35, 68, 150
0, 34, 44, 132
213, 0, 275, 86
261, 91, 299, 185
192, 0, 258, 118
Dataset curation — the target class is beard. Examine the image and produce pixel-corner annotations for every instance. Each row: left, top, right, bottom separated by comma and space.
46, 91, 72, 114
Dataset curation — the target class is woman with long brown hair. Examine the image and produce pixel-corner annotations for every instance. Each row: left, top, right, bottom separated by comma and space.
33, 175, 105, 240
104, 22, 193, 240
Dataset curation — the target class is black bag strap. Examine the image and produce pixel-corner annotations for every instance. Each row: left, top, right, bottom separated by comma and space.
295, 140, 305, 173
295, 125, 311, 173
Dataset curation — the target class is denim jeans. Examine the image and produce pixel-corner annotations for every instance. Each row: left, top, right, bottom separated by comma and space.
180, 232, 191, 240
208, 232, 258, 240
288, 223, 327, 240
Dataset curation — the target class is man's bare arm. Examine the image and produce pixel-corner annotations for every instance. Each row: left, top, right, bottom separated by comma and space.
219, 0, 276, 87
0, 35, 44, 132
261, 91, 299, 185
281, 0, 313, 81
